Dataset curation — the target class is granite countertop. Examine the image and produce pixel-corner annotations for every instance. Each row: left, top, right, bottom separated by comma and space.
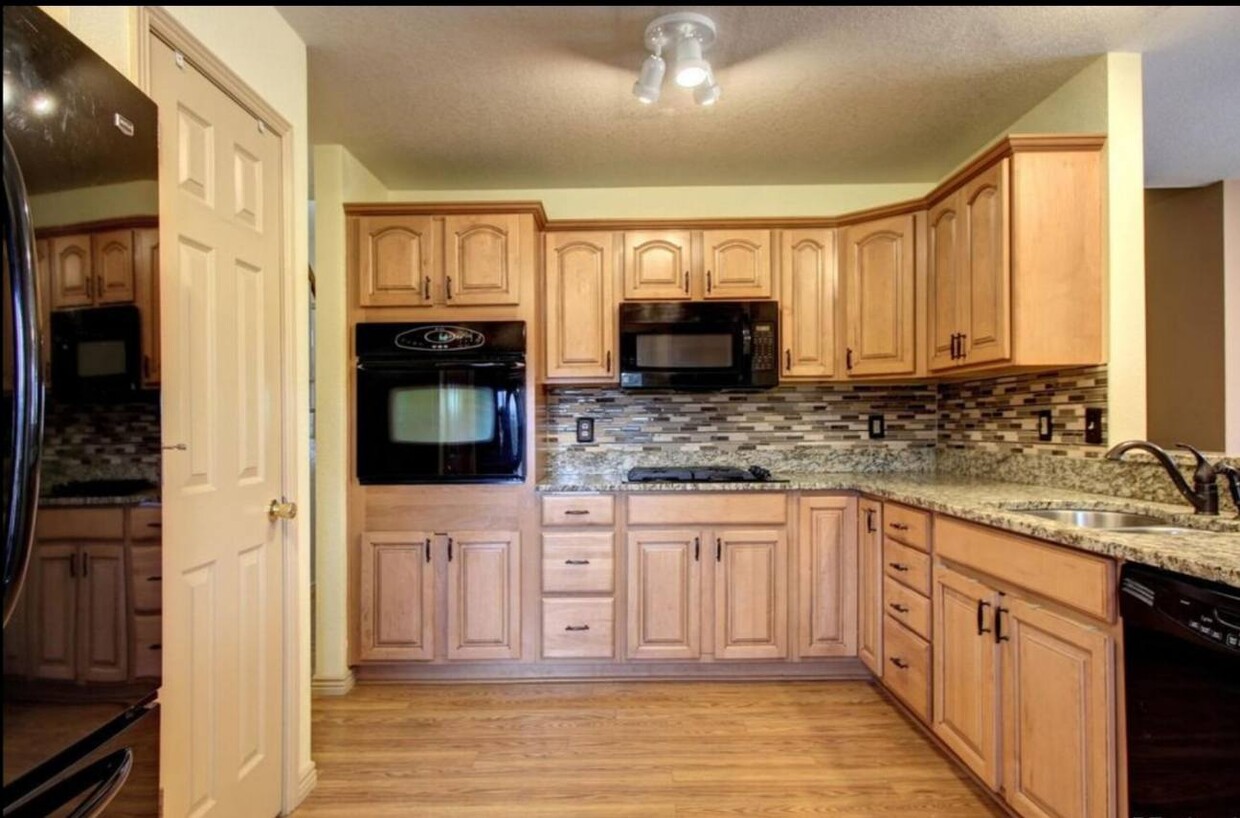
39, 490, 161, 508
538, 472, 1240, 587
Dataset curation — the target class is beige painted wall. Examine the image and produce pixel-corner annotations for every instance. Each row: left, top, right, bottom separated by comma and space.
29, 180, 158, 228
1145, 184, 1227, 449
1225, 180, 1240, 452
312, 145, 389, 690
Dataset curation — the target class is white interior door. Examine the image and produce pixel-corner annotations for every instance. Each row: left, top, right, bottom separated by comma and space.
150, 35, 285, 818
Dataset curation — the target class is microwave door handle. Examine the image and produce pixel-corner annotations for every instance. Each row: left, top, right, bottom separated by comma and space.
741, 327, 752, 356
2, 133, 45, 629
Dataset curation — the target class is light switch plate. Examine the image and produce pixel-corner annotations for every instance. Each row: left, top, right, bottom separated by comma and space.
868, 414, 886, 440
1037, 410, 1054, 442
575, 417, 595, 443
1085, 408, 1104, 445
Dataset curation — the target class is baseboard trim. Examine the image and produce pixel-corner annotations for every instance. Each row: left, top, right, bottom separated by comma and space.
356, 658, 869, 683
312, 670, 356, 696
285, 762, 317, 815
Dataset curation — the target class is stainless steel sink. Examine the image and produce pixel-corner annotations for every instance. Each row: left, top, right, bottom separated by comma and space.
1015, 508, 1185, 533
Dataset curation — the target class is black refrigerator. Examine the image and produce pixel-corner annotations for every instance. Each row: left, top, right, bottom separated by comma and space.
3, 7, 161, 816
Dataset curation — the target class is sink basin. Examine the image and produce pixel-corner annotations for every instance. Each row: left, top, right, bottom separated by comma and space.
1015, 508, 1182, 532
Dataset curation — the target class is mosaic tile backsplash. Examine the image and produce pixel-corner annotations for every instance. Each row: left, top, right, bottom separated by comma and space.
40, 399, 162, 488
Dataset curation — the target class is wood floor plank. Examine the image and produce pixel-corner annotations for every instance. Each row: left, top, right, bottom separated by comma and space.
293, 680, 1002, 817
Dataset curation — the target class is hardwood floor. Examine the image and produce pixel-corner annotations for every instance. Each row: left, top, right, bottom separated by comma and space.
295, 680, 1003, 817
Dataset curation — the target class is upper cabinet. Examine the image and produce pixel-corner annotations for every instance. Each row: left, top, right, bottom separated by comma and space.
134, 228, 161, 387
444, 214, 521, 306
357, 215, 435, 307
780, 229, 836, 380
929, 145, 1103, 373
842, 214, 917, 377
544, 232, 616, 381
92, 229, 136, 305
49, 234, 94, 309
624, 229, 773, 301
47, 228, 144, 310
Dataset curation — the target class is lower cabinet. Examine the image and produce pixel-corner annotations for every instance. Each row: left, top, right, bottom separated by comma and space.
797, 497, 856, 658
359, 532, 435, 661
933, 562, 1116, 818
856, 498, 883, 674
447, 530, 522, 660
626, 529, 702, 660
715, 529, 787, 660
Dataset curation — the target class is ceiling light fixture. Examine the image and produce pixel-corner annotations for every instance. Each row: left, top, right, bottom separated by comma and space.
634, 12, 720, 106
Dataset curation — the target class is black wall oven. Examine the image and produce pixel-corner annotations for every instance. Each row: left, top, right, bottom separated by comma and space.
619, 301, 779, 389
356, 321, 526, 484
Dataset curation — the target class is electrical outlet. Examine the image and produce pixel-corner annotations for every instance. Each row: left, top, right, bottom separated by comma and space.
575, 417, 595, 443
1037, 410, 1054, 442
868, 414, 886, 440
1085, 407, 1104, 445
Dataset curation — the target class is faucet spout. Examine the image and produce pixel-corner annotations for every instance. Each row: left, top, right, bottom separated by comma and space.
1105, 440, 1220, 515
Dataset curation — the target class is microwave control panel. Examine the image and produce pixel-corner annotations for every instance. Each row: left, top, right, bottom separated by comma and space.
752, 323, 776, 371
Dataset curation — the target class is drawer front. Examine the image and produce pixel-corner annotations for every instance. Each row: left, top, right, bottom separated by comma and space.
883, 538, 931, 596
541, 495, 615, 526
133, 614, 162, 679
884, 503, 930, 552
883, 615, 931, 722
627, 493, 787, 526
130, 545, 162, 613
883, 576, 931, 639
935, 516, 1116, 621
35, 508, 124, 541
542, 533, 615, 594
128, 506, 162, 541
542, 597, 614, 659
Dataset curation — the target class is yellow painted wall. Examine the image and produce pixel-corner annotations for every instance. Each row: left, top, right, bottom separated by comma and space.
39, 6, 136, 79
312, 144, 389, 690
1225, 180, 1240, 453
29, 180, 158, 228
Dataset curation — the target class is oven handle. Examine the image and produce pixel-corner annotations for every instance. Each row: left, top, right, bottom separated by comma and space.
357, 361, 525, 372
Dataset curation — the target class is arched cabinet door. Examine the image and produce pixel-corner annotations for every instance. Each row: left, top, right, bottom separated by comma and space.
961, 159, 1011, 367
357, 215, 434, 307
927, 194, 963, 372
702, 229, 772, 299
544, 232, 616, 380
93, 229, 136, 304
623, 231, 692, 300
780, 229, 836, 380
444, 214, 521, 306
842, 214, 916, 377
50, 234, 94, 308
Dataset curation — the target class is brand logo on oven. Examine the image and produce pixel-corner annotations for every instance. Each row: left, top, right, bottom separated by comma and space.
394, 326, 485, 351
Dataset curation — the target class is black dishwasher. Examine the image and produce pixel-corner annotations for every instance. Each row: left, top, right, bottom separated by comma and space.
1120, 564, 1240, 817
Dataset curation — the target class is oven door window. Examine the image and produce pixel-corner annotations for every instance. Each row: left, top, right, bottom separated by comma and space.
357, 364, 525, 484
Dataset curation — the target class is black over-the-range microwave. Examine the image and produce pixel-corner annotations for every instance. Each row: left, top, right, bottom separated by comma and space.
619, 300, 779, 390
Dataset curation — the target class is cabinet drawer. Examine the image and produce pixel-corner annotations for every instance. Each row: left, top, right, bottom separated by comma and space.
542, 597, 614, 659
541, 495, 615, 526
35, 508, 124, 541
884, 538, 931, 596
129, 506, 162, 541
133, 614, 162, 679
935, 516, 1116, 621
883, 615, 931, 722
542, 533, 614, 594
884, 503, 930, 552
130, 545, 162, 612
883, 576, 931, 639
627, 493, 787, 525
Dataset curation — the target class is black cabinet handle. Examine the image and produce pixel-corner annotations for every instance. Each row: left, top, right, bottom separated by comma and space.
888, 562, 909, 572
716, 537, 722, 562
564, 625, 590, 632
445, 275, 453, 300
564, 559, 590, 565
147, 522, 162, 529
994, 605, 1009, 643
959, 332, 967, 359
423, 275, 431, 301
447, 537, 453, 561
706, 270, 712, 293
683, 270, 690, 293
889, 522, 910, 531
564, 509, 591, 516
425, 537, 431, 563
865, 509, 876, 534
889, 603, 910, 614
785, 349, 792, 372
889, 657, 909, 670
149, 643, 162, 650
146, 575, 161, 582
949, 333, 958, 360
694, 537, 700, 561
69, 553, 78, 578
846, 347, 854, 370
977, 600, 992, 635
606, 350, 612, 372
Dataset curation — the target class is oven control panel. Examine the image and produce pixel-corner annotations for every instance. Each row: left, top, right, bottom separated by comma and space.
752, 323, 776, 371
395, 325, 485, 351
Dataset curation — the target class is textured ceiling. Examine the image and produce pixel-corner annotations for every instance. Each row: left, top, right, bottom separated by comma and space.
279, 6, 1169, 189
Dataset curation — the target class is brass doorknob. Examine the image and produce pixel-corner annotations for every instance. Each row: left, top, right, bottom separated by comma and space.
268, 500, 297, 522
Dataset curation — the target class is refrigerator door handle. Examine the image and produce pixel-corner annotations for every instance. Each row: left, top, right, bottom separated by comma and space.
2, 132, 46, 628
5, 747, 133, 818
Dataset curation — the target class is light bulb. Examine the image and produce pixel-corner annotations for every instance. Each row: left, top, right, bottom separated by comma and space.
632, 53, 665, 104
694, 73, 721, 106
673, 36, 709, 88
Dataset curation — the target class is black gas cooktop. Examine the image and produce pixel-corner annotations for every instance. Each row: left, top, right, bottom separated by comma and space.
625, 466, 784, 484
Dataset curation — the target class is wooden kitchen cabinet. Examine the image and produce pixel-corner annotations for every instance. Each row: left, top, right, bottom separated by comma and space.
358, 532, 435, 661
356, 215, 435, 307
133, 227, 161, 386
701, 229, 772, 299
92, 229, 136, 305
444, 214, 521, 306
49, 234, 94, 309
779, 229, 837, 380
447, 530, 522, 660
79, 544, 128, 683
927, 194, 962, 371
28, 544, 79, 681
623, 230, 693, 300
796, 496, 856, 658
544, 231, 616, 381
714, 528, 787, 660
626, 529, 701, 659
856, 498, 883, 675
932, 564, 1001, 790
842, 214, 916, 377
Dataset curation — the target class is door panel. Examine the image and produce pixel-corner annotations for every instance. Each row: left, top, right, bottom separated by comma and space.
623, 231, 692, 300
626, 530, 701, 659
1002, 595, 1114, 818
715, 529, 787, 660
544, 232, 615, 379
152, 35, 285, 818
29, 544, 77, 681
932, 565, 1001, 789
927, 194, 961, 371
93, 228, 136, 304
79, 545, 128, 683
843, 214, 916, 376
702, 230, 772, 299
50, 234, 93, 308
963, 160, 1011, 366
780, 229, 836, 379
359, 533, 434, 661
857, 499, 883, 675
357, 215, 433, 307
134, 227, 162, 385
797, 497, 856, 658
444, 215, 521, 306
447, 531, 521, 660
